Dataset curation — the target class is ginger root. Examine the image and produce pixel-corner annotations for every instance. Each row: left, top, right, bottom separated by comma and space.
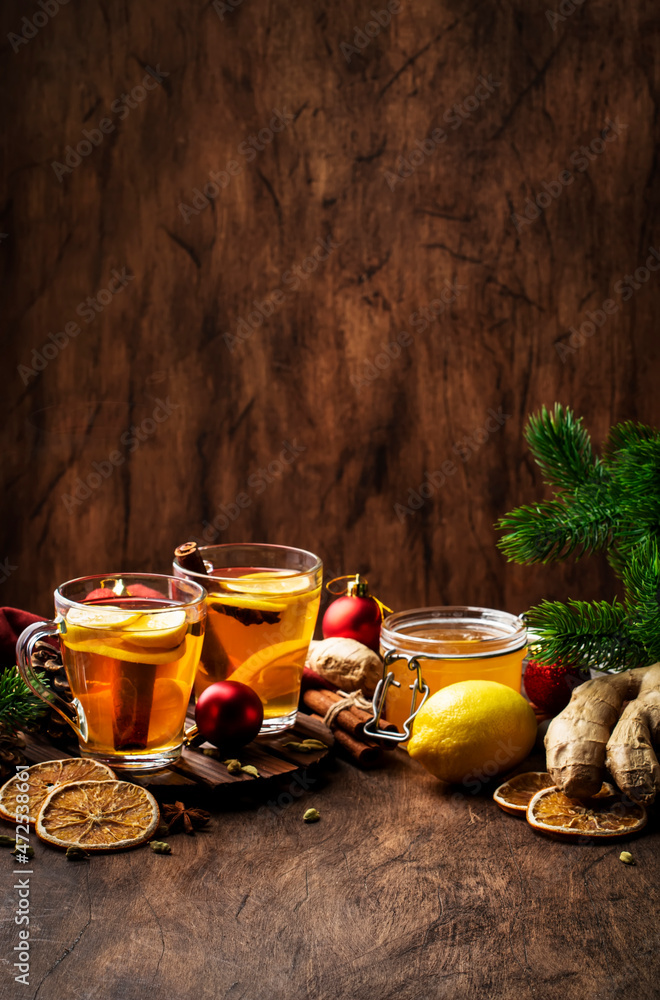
305, 637, 382, 696
545, 663, 660, 803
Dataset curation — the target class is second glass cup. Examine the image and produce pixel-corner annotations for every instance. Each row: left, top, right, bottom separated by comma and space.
174, 543, 322, 734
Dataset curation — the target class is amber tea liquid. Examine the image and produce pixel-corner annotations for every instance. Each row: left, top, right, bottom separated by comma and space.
194, 567, 321, 726
60, 598, 203, 762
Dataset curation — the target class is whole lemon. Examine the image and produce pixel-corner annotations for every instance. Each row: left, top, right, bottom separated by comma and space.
407, 680, 537, 784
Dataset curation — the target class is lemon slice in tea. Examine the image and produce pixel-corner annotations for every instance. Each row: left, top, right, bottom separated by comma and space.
62, 634, 187, 665
122, 610, 188, 649
145, 677, 190, 747
0, 758, 116, 824
36, 779, 159, 851
493, 772, 555, 816
221, 572, 311, 597
228, 640, 309, 701
208, 591, 287, 613
66, 607, 142, 632
526, 783, 647, 839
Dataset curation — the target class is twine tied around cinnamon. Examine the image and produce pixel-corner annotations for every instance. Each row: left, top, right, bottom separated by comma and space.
322, 689, 374, 730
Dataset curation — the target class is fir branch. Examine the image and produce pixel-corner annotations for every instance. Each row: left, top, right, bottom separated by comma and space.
497, 405, 660, 672
0, 667, 48, 736
623, 538, 660, 661
496, 495, 615, 564
525, 404, 604, 490
524, 599, 650, 672
608, 439, 660, 528
603, 420, 658, 457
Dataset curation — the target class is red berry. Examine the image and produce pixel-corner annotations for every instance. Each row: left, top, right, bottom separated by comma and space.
322, 595, 382, 652
84, 588, 118, 603
126, 583, 164, 600
524, 659, 585, 715
195, 680, 264, 749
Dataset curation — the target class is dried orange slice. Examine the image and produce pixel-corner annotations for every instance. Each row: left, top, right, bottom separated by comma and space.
0, 758, 115, 824
36, 779, 159, 851
493, 772, 555, 815
527, 783, 647, 839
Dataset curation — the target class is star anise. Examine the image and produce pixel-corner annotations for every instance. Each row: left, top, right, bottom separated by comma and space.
161, 801, 211, 835
210, 602, 281, 626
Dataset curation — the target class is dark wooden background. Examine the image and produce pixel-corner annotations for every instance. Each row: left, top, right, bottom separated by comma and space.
1, 0, 659, 618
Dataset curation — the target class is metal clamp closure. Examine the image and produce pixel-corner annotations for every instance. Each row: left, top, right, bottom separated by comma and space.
363, 650, 430, 743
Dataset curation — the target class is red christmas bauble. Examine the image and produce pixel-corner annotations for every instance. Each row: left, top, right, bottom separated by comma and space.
523, 659, 585, 715
195, 681, 264, 748
322, 595, 382, 652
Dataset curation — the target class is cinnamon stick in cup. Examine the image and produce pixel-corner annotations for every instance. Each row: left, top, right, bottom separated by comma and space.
174, 541, 210, 577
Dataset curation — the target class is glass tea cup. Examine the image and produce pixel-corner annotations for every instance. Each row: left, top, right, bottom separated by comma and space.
17, 573, 207, 772
173, 543, 322, 734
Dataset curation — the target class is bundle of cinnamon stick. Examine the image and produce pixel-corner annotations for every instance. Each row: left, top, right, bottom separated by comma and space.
302, 688, 398, 768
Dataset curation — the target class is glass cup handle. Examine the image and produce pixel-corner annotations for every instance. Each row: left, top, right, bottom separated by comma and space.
16, 619, 83, 741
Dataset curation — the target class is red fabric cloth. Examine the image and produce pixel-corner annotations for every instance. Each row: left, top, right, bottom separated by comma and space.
0, 608, 47, 669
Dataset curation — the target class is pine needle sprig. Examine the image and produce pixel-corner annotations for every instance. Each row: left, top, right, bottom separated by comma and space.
497, 405, 660, 672
623, 538, 660, 662
603, 420, 658, 456
524, 599, 649, 672
497, 490, 617, 564
0, 667, 48, 736
525, 403, 604, 490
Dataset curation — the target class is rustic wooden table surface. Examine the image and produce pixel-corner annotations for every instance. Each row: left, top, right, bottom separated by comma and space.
1, 745, 659, 1000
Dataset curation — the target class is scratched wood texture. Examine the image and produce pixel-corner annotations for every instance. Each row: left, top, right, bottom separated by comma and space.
1, 747, 659, 1000
1, 0, 659, 620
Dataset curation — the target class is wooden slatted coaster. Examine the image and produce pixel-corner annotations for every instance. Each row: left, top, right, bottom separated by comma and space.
17, 712, 334, 793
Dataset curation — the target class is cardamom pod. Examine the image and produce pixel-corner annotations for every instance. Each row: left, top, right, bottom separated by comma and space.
240, 765, 259, 778
11, 845, 34, 859
66, 846, 88, 862
149, 841, 172, 855
154, 822, 170, 839
0, 835, 15, 848
224, 759, 243, 775
619, 851, 635, 865
283, 739, 327, 753
202, 748, 221, 758
303, 808, 320, 823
